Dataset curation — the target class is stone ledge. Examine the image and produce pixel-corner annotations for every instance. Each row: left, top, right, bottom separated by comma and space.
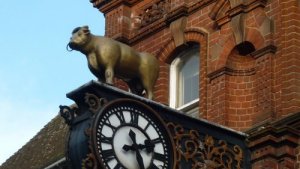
207, 66, 256, 81
246, 112, 300, 164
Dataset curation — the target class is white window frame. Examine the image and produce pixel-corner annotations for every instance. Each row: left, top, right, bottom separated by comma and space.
169, 46, 200, 117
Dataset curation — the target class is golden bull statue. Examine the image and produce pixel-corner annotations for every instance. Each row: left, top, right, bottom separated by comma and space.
68, 26, 159, 100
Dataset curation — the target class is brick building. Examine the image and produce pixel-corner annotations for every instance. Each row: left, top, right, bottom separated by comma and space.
1, 0, 299, 168
97, 0, 300, 167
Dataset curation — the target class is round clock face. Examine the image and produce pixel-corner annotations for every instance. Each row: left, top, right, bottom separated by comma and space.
92, 99, 175, 169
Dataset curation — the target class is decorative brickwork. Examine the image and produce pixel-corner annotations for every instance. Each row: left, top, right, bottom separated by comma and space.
275, 0, 300, 117
247, 112, 300, 169
135, 0, 171, 28
91, 0, 300, 168
91, 0, 300, 129
157, 28, 208, 115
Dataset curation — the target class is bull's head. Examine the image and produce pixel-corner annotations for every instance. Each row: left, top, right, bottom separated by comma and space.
67, 26, 91, 51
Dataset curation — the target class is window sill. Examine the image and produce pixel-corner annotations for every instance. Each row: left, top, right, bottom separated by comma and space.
176, 99, 200, 118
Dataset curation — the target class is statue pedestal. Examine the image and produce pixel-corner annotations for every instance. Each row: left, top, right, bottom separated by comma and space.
60, 80, 250, 169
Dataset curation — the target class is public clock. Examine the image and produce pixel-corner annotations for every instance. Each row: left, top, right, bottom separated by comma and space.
91, 99, 175, 169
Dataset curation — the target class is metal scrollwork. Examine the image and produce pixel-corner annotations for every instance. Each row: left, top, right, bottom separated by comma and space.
81, 153, 97, 169
84, 93, 106, 113
167, 122, 243, 169
82, 128, 98, 169
201, 136, 243, 169
59, 105, 77, 125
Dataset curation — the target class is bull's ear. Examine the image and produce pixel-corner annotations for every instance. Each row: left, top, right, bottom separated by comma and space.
82, 26, 90, 34
82, 25, 89, 30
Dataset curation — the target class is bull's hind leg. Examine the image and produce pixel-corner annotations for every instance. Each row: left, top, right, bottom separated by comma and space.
141, 77, 154, 100
95, 69, 106, 83
139, 53, 159, 100
105, 66, 114, 84
128, 79, 144, 96
146, 88, 154, 100
141, 65, 159, 100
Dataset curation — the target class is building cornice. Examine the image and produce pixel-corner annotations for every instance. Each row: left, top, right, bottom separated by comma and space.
213, 0, 268, 28
246, 112, 300, 164
95, 0, 268, 45
90, 0, 142, 13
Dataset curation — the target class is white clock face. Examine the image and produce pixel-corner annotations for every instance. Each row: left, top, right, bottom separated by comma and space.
93, 101, 173, 169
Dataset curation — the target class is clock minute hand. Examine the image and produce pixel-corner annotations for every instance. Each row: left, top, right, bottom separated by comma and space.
122, 145, 145, 169
128, 130, 145, 169
136, 149, 145, 169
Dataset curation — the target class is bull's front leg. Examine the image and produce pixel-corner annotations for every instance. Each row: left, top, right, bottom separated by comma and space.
105, 67, 114, 84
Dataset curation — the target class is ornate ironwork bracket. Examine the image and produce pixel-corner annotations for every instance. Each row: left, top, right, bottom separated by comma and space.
84, 93, 107, 114
168, 122, 243, 169
59, 105, 78, 125
81, 128, 98, 169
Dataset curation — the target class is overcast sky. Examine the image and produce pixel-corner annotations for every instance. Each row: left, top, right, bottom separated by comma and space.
0, 1, 105, 165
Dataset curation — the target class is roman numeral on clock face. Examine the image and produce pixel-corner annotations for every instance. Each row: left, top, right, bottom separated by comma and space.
115, 111, 125, 123
148, 163, 160, 169
100, 133, 113, 144
130, 112, 139, 125
144, 122, 151, 130
151, 138, 161, 144
102, 149, 115, 162
104, 120, 117, 131
113, 162, 123, 169
153, 152, 167, 162
148, 152, 167, 169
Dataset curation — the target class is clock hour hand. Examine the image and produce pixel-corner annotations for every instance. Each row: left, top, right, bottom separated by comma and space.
122, 144, 135, 151
124, 141, 154, 154
143, 139, 155, 153
135, 140, 154, 154
123, 131, 155, 154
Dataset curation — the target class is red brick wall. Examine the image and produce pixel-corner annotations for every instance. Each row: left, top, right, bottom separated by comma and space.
207, 75, 226, 125
225, 50, 256, 130
248, 112, 300, 169
97, 0, 300, 132
94, 0, 300, 168
263, 0, 300, 119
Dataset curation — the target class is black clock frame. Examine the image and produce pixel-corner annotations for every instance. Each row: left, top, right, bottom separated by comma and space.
91, 99, 176, 169
61, 81, 251, 169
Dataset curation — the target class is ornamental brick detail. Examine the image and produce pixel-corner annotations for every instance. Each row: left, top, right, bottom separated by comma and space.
135, 0, 171, 28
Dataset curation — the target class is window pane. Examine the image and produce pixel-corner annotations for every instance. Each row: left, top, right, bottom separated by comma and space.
179, 51, 199, 106
169, 45, 200, 109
